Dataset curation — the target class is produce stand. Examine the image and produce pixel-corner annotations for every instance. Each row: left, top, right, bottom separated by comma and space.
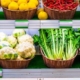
0, 0, 80, 78
0, 20, 80, 78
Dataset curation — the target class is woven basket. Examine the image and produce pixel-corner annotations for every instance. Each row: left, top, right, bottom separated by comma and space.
0, 59, 31, 69
2, 7, 37, 19
75, 0, 79, 4
40, 48, 78, 68
42, 0, 78, 19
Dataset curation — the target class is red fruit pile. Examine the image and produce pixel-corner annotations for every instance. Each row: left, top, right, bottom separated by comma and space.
44, 0, 78, 10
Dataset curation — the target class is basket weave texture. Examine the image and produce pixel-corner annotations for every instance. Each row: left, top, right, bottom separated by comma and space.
40, 48, 78, 68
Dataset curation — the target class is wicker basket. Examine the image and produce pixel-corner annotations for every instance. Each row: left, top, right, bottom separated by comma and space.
42, 0, 78, 19
2, 7, 37, 19
75, 0, 79, 4
40, 48, 78, 68
0, 59, 31, 69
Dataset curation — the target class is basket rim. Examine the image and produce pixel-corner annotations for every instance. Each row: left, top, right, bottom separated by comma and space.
43, 1, 78, 12
2, 7, 37, 12
0, 58, 32, 61
40, 48, 78, 61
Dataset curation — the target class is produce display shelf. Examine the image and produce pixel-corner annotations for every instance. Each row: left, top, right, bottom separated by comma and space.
0, 11, 80, 20
0, 55, 80, 78
0, 22, 80, 78
0, 5, 80, 78
2, 68, 80, 78
1, 55, 80, 69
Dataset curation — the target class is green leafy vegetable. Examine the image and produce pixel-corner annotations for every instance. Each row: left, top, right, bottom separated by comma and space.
33, 28, 79, 60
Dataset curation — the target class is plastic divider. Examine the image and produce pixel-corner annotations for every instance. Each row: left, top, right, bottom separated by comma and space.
15, 20, 28, 29
41, 20, 59, 28
0, 20, 15, 29
0, 69, 2, 78
0, 20, 80, 29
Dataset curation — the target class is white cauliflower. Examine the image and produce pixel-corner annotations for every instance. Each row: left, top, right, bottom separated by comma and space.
7, 36, 17, 48
18, 34, 33, 44
16, 55, 25, 60
0, 47, 18, 60
13, 29, 26, 38
0, 32, 7, 41
16, 42, 36, 59
0, 41, 11, 49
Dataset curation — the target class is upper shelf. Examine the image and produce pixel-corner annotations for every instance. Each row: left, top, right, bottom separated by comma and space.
0, 20, 80, 29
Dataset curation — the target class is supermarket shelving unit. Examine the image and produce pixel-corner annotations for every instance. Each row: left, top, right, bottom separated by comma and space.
0, 0, 80, 78
0, 20, 80, 78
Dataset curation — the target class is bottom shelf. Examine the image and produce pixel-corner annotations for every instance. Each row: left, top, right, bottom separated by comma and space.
28, 55, 80, 68
0, 55, 80, 69
2, 69, 80, 78
0, 55, 80, 78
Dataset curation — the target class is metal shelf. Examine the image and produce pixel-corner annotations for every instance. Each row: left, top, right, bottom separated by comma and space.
2, 69, 80, 78
0, 20, 80, 29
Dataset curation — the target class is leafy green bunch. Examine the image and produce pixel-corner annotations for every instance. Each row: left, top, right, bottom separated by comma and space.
33, 28, 79, 60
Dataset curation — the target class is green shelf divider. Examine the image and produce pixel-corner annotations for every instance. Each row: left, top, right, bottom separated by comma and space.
15, 20, 28, 22
0, 68, 2, 78
15, 20, 28, 29
60, 26, 72, 28
60, 20, 72, 28
60, 20, 72, 22
15, 26, 28, 29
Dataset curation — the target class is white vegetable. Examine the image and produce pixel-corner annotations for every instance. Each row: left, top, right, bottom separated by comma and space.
0, 32, 7, 41
18, 34, 33, 44
0, 47, 18, 60
0, 41, 11, 49
7, 36, 17, 48
13, 29, 26, 38
16, 55, 25, 60
16, 42, 36, 59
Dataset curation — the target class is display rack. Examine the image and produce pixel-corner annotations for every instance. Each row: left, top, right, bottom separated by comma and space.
0, 20, 80, 78
0, 1, 80, 78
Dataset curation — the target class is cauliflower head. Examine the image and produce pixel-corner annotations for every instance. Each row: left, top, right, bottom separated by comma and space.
7, 36, 17, 48
13, 29, 26, 38
16, 42, 36, 59
16, 55, 25, 60
0, 41, 11, 49
0, 32, 7, 41
0, 47, 18, 60
18, 34, 33, 44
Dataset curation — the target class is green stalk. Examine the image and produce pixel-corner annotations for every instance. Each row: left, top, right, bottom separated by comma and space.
51, 29, 56, 55
40, 29, 53, 59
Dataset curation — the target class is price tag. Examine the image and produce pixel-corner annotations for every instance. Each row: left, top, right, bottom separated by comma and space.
15, 20, 28, 29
